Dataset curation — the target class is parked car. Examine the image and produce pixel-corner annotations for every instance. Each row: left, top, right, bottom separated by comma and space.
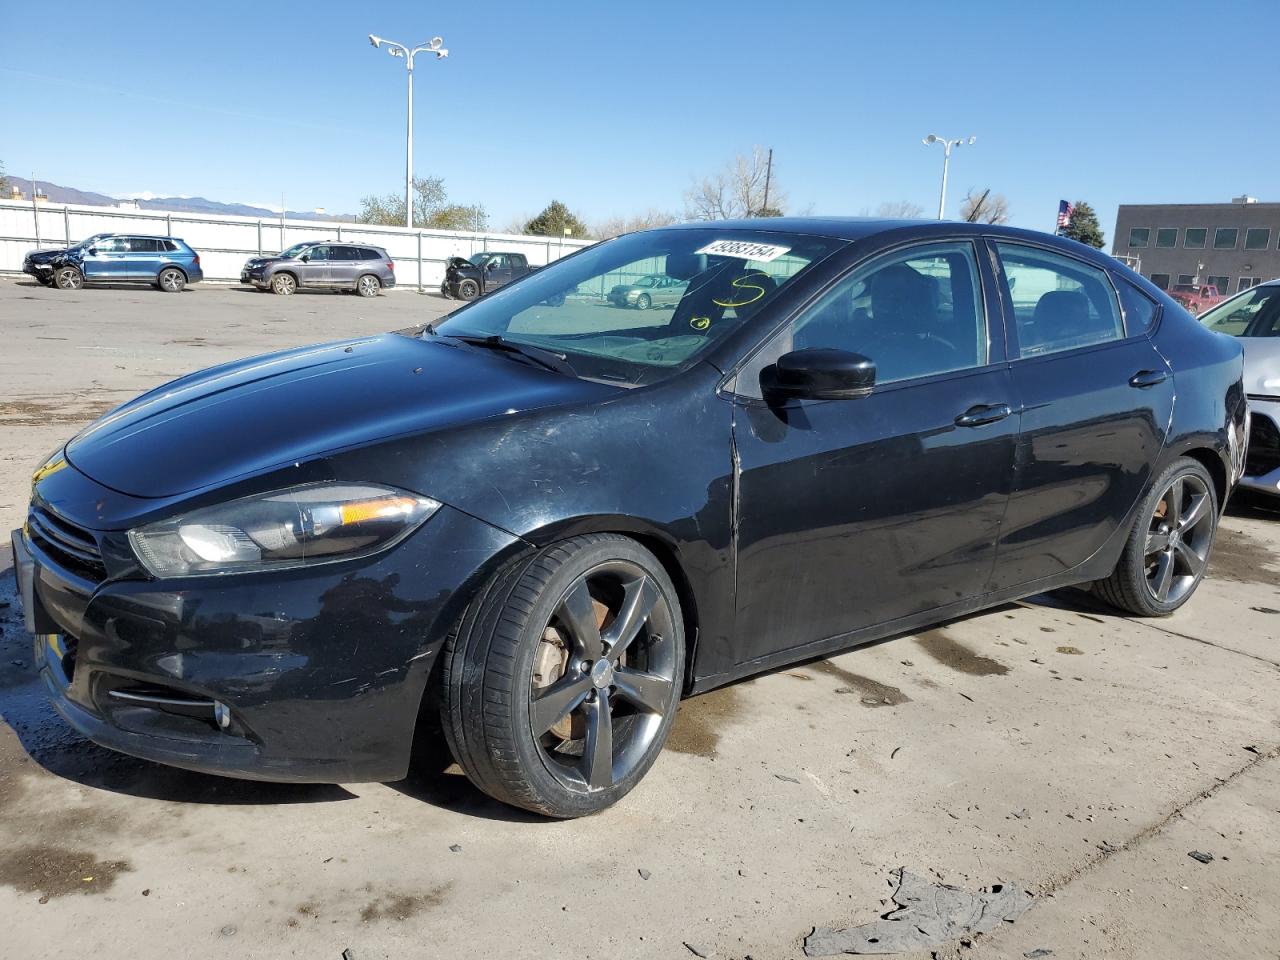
241, 242, 395, 296
608, 273, 690, 309
1168, 283, 1223, 315
1198, 279, 1280, 497
27, 233, 202, 292
22, 234, 114, 286
14, 219, 1246, 819
441, 251, 535, 300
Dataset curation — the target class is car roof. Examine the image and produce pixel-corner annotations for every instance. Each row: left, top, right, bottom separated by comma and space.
661, 217, 1090, 248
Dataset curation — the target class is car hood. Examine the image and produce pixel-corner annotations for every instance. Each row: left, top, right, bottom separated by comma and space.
1242, 337, 1280, 398
65, 333, 617, 498
27, 246, 73, 262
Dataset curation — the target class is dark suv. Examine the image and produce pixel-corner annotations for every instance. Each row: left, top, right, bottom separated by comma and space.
25, 234, 203, 292
242, 242, 395, 296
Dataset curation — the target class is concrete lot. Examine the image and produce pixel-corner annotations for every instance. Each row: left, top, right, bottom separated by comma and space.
0, 277, 1277, 960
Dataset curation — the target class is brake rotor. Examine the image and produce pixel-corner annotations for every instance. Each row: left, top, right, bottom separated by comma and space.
532, 597, 613, 741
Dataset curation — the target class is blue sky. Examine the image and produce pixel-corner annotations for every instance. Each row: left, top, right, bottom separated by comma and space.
2, 0, 1276, 237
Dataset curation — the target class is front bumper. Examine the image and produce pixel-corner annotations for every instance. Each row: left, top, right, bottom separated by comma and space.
12, 504, 521, 783
23, 259, 54, 278
1239, 398, 1280, 497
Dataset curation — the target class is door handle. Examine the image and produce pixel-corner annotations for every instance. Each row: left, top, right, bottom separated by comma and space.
955, 403, 1013, 427
1129, 369, 1168, 388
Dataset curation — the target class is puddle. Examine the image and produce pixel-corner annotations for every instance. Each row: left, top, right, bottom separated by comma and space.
359, 884, 451, 922
0, 844, 131, 898
1209, 527, 1280, 585
806, 660, 910, 707
667, 685, 745, 758
913, 629, 1009, 676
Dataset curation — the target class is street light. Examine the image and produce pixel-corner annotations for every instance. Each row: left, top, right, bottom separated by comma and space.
922, 134, 975, 220
367, 33, 448, 229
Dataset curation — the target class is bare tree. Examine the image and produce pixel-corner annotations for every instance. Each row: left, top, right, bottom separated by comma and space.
685, 146, 786, 220
592, 209, 678, 240
960, 188, 1011, 225
860, 200, 926, 219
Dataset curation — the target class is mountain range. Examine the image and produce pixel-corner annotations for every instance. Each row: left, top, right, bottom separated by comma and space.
5, 177, 353, 222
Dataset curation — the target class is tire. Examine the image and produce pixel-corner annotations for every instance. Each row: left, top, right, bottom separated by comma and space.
458, 279, 479, 301
1094, 456, 1218, 616
356, 274, 381, 298
634, 294, 651, 310
157, 267, 186, 293
271, 272, 297, 295
54, 266, 84, 290
441, 534, 685, 818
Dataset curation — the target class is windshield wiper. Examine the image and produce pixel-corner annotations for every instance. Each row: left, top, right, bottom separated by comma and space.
449, 334, 577, 378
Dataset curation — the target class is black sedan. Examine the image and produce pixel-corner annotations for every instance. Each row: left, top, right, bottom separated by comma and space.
13, 219, 1247, 818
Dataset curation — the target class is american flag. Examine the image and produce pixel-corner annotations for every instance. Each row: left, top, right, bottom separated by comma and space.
1057, 200, 1074, 229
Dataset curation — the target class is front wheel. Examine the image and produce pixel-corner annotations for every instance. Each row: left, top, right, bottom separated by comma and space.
634, 294, 651, 310
458, 279, 479, 301
54, 266, 84, 290
271, 273, 297, 295
1094, 456, 1218, 616
356, 274, 381, 298
442, 534, 684, 818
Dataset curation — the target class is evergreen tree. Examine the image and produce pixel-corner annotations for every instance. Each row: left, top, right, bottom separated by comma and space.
524, 200, 590, 238
1061, 200, 1104, 248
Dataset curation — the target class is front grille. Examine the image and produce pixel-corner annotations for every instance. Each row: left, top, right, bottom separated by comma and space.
1245, 412, 1280, 477
27, 506, 107, 581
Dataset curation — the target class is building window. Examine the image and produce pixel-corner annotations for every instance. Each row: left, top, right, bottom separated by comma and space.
1239, 277, 1262, 291
1128, 227, 1150, 247
1213, 227, 1238, 249
1149, 273, 1171, 289
1155, 228, 1178, 248
1184, 228, 1207, 248
1207, 275, 1230, 293
1177, 274, 1195, 286
1245, 228, 1270, 250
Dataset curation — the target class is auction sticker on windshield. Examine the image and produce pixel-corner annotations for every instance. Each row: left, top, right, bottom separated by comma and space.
695, 240, 791, 262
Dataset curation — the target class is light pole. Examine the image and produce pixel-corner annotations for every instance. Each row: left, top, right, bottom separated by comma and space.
922, 134, 975, 220
368, 33, 449, 229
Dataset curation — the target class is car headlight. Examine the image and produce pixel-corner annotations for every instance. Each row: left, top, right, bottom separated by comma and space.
128, 482, 440, 578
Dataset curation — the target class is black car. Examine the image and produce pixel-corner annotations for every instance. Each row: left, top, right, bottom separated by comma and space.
441, 251, 535, 300
13, 219, 1247, 818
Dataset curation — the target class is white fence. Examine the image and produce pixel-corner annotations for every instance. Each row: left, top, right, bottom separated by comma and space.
0, 199, 593, 289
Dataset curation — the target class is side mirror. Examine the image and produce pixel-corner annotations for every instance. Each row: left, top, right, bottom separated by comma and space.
760, 348, 876, 401
86, 245, 97, 255
484, 261, 496, 271
299, 254, 310, 262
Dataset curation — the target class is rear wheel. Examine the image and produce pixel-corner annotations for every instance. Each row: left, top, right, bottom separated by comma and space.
54, 266, 84, 290
458, 279, 479, 301
1094, 456, 1218, 616
442, 534, 684, 818
271, 273, 297, 295
356, 274, 381, 298
157, 267, 185, 293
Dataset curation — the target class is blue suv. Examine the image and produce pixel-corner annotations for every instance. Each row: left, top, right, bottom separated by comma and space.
26, 233, 204, 292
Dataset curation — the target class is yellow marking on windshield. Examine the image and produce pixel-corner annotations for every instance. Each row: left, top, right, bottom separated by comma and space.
712, 272, 770, 309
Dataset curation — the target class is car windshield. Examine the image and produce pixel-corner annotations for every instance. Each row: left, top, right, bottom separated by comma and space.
632, 276, 660, 288
279, 243, 313, 259
468, 253, 494, 267
434, 228, 846, 385
1199, 285, 1280, 337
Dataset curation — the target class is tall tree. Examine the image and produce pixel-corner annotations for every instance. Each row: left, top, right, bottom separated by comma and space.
685, 146, 787, 220
0, 160, 7, 198
357, 176, 487, 231
1060, 200, 1104, 248
592, 209, 678, 240
523, 200, 591, 238
960, 188, 1011, 225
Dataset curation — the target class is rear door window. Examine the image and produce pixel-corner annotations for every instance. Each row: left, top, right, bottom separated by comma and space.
993, 243, 1123, 358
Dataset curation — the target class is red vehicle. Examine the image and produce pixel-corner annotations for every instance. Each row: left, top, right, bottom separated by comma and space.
1169, 283, 1224, 315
